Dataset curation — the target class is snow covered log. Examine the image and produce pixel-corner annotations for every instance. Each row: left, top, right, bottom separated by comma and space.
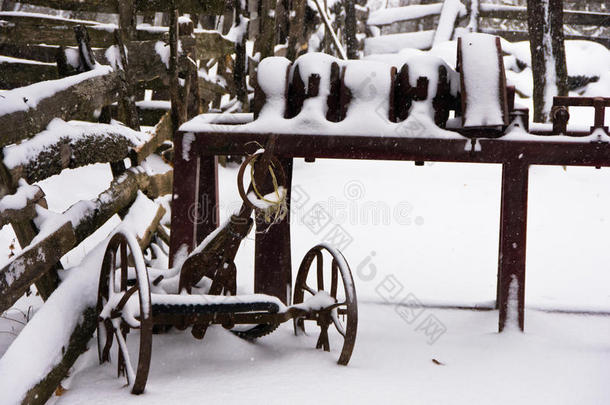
364, 31, 435, 55
0, 67, 119, 147
11, 0, 227, 14
133, 111, 173, 164
67, 164, 172, 245
367, 3, 444, 26
3, 119, 151, 184
432, 0, 467, 46
479, 3, 610, 27
0, 56, 58, 89
0, 12, 204, 48
0, 221, 75, 315
0, 181, 45, 228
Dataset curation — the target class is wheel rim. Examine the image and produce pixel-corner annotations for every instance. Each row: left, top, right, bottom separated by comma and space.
293, 244, 358, 365
96, 231, 153, 394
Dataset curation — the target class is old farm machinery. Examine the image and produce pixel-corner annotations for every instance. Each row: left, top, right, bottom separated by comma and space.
96, 139, 358, 394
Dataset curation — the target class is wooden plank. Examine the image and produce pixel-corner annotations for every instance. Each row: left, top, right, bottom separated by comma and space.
0, 185, 45, 228
13, 0, 228, 14
0, 69, 119, 148
194, 30, 235, 59
4, 122, 148, 184
0, 43, 59, 62
0, 57, 58, 89
479, 4, 610, 27
0, 222, 76, 315
481, 29, 610, 48
0, 13, 209, 47
367, 3, 443, 26
133, 111, 173, 164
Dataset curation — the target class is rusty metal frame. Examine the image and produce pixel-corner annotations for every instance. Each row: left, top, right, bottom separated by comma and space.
172, 95, 610, 333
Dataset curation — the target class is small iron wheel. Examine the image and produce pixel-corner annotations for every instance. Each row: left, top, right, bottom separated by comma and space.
293, 244, 358, 365
96, 231, 153, 395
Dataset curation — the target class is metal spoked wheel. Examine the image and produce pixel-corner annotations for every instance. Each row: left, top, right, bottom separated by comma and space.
96, 231, 153, 395
293, 244, 358, 365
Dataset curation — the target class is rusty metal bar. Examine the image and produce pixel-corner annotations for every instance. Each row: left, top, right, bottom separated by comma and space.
497, 160, 529, 331
254, 157, 294, 305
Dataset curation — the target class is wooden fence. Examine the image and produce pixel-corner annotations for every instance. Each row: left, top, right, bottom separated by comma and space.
0, 1, 242, 403
365, 0, 610, 51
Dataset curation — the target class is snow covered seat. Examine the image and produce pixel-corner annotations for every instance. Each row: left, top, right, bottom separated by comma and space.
149, 293, 286, 315
457, 33, 509, 130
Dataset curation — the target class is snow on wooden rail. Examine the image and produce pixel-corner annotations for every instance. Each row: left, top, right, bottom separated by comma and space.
2, 119, 151, 184
0, 158, 171, 314
11, 0, 228, 14
0, 222, 75, 315
0, 181, 45, 228
0, 66, 119, 147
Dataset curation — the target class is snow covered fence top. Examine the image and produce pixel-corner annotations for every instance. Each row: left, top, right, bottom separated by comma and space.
0, 65, 120, 147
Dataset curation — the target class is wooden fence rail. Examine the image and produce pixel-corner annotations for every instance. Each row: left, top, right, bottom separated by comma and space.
366, 0, 610, 50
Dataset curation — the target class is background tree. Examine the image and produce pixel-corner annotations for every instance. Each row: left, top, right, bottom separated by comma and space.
527, 0, 568, 122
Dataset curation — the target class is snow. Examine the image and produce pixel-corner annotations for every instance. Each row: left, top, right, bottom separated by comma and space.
181, 132, 195, 161
0, 65, 113, 116
459, 33, 504, 127
53, 305, 610, 405
0, 55, 54, 66
2, 119, 150, 170
140, 154, 172, 176
182, 53, 464, 139
154, 40, 183, 69
292, 290, 336, 311
432, 0, 466, 46
364, 30, 435, 55
368, 3, 443, 26
136, 100, 171, 111
121, 191, 162, 241
0, 179, 40, 212
0, 238, 105, 405
223, 16, 249, 43
541, 0, 558, 120
104, 45, 125, 70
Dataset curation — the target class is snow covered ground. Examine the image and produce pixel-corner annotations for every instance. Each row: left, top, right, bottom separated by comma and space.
55, 305, 610, 405
8, 148, 609, 404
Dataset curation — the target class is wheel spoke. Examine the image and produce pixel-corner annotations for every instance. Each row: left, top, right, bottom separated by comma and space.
331, 309, 346, 338
108, 251, 116, 298
101, 319, 114, 362
302, 284, 317, 296
112, 319, 135, 386
330, 260, 338, 299
316, 251, 324, 291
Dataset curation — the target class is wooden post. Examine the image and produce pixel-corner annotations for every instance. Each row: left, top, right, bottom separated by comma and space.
497, 160, 529, 332
254, 0, 275, 59
0, 164, 59, 300
343, 0, 358, 59
169, 134, 219, 265
254, 158, 293, 304
287, 0, 306, 61
234, 0, 249, 109
527, 0, 568, 122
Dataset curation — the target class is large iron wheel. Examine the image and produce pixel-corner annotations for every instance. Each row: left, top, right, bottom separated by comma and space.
293, 244, 358, 365
96, 231, 153, 395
